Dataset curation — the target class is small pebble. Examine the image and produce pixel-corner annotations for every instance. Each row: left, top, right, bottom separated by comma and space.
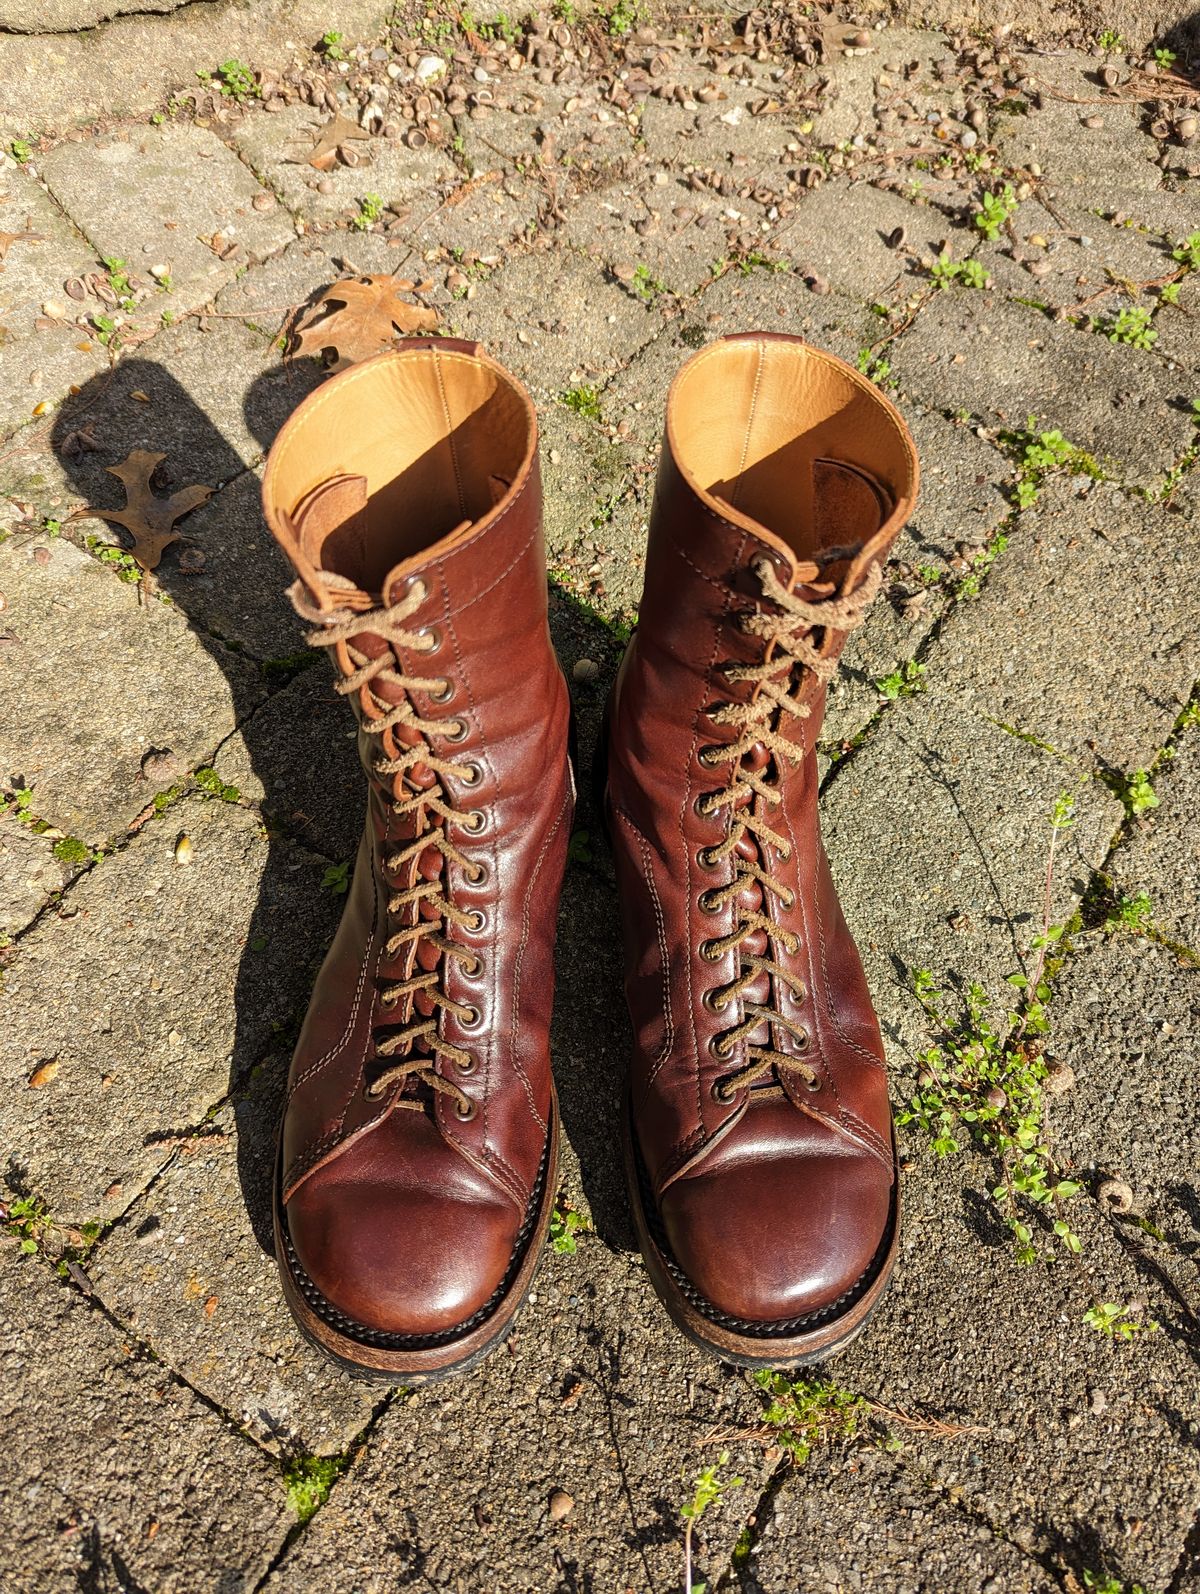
961, 128, 977, 149
548, 1489, 574, 1522
1083, 114, 1104, 129
141, 748, 181, 783
1097, 1177, 1133, 1213
252, 191, 276, 211
572, 657, 600, 684
174, 833, 194, 866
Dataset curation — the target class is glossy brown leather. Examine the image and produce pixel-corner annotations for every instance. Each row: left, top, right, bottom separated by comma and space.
262, 341, 573, 1355
604, 334, 918, 1336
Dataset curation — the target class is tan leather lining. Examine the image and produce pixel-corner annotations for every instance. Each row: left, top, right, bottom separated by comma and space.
263, 349, 535, 594
668, 337, 919, 562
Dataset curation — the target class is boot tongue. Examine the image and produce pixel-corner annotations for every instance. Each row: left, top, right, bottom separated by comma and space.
289, 474, 374, 613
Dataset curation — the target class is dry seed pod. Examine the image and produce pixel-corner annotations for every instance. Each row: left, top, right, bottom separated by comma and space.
1097, 1177, 1134, 1213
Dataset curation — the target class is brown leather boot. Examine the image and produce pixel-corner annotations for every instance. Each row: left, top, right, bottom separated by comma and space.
262, 338, 573, 1381
602, 332, 919, 1366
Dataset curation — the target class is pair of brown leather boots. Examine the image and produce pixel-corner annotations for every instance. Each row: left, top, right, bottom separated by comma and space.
261, 331, 918, 1382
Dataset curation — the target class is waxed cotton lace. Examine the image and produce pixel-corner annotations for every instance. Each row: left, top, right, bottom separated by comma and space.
698, 553, 882, 1099
290, 573, 483, 1120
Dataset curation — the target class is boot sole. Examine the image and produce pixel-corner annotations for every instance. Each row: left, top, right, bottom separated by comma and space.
273, 1092, 560, 1385
622, 1089, 899, 1368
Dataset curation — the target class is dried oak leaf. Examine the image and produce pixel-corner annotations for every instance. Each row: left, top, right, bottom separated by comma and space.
306, 112, 372, 171
67, 450, 213, 572
290, 275, 439, 371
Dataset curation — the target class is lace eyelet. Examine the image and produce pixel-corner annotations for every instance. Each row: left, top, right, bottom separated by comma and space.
458, 1005, 482, 1030
364, 1080, 385, 1100
429, 678, 454, 704
461, 809, 486, 835
454, 1097, 477, 1122
693, 794, 715, 822
464, 908, 486, 933
702, 987, 727, 1013
795, 1027, 811, 1051
711, 1078, 735, 1103
417, 626, 443, 655
466, 859, 488, 887
406, 578, 428, 604
697, 847, 720, 870
804, 1075, 821, 1092
708, 1034, 730, 1061
379, 991, 398, 1011
463, 953, 483, 977
460, 761, 483, 788
698, 889, 721, 914
699, 939, 721, 962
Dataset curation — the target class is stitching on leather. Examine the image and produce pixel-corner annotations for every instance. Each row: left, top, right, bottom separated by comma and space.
507, 779, 572, 1136
613, 805, 675, 1095
288, 851, 381, 1097
432, 346, 468, 520
731, 339, 764, 503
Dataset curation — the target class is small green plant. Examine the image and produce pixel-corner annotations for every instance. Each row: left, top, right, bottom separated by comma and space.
1159, 280, 1181, 306
193, 767, 241, 803
1153, 46, 1177, 67
973, 183, 1017, 241
86, 535, 142, 582
213, 58, 259, 100
283, 1455, 347, 1523
1171, 230, 1200, 273
1082, 1571, 1147, 1594
680, 1452, 744, 1594
898, 793, 1084, 1263
1103, 888, 1153, 933
631, 262, 666, 302
855, 348, 893, 388
1104, 306, 1157, 349
1083, 1302, 1158, 1339
567, 830, 593, 866
561, 383, 602, 420
102, 256, 136, 311
549, 1206, 589, 1253
352, 192, 385, 231
9, 136, 33, 163
930, 252, 990, 290
1104, 767, 1159, 817
321, 861, 351, 895
753, 1371, 866, 1464
3, 785, 37, 827
875, 659, 926, 701
600, 0, 644, 35
553, 0, 579, 20
320, 29, 348, 60
1002, 416, 1102, 510
1096, 28, 1124, 50
956, 528, 1010, 597
3, 1193, 50, 1254
51, 836, 95, 868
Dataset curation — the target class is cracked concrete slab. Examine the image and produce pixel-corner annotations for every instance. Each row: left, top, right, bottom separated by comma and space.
0, 1246, 294, 1593
1108, 717, 1200, 953
932, 475, 1200, 773
0, 533, 262, 844
1, 796, 338, 1224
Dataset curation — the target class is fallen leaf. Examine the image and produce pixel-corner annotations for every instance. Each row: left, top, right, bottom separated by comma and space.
67, 450, 213, 571
306, 112, 372, 171
0, 229, 44, 260
290, 275, 439, 371
28, 1058, 59, 1088
203, 1296, 218, 1318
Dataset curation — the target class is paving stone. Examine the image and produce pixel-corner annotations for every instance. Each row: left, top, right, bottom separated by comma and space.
750, 1446, 1057, 1592
833, 1150, 1200, 1594
215, 657, 368, 865
1109, 719, 1200, 953
88, 1061, 380, 1457
401, 165, 543, 263
1, 796, 339, 1224
821, 687, 1123, 1058
154, 467, 303, 663
560, 170, 767, 299
978, 195, 1175, 313
263, 1237, 771, 1594
889, 291, 1194, 487
810, 29, 953, 147
1052, 936, 1200, 1219
443, 247, 661, 401
453, 82, 635, 177
932, 475, 1200, 773
230, 102, 458, 225
0, 534, 261, 844
0, 817, 68, 936
772, 182, 948, 306
0, 1247, 294, 1592
0, 164, 109, 439
38, 124, 292, 317
0, 0, 391, 130
540, 401, 634, 569
997, 52, 1164, 196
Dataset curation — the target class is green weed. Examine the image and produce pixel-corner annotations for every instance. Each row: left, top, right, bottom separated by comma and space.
930, 252, 990, 290
1103, 767, 1158, 817
1103, 306, 1157, 349
561, 383, 602, 420
352, 192, 385, 231
321, 861, 351, 895
973, 183, 1017, 242
681, 1452, 744, 1594
753, 1371, 865, 1464
1082, 1301, 1158, 1339
875, 660, 926, 701
282, 1454, 348, 1522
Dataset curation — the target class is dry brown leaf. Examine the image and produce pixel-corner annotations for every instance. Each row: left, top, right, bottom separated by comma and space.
307, 112, 372, 171
67, 449, 214, 571
203, 1296, 219, 1318
28, 1058, 59, 1089
0, 229, 44, 260
290, 275, 439, 371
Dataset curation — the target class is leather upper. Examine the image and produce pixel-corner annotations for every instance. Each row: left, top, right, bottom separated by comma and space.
607, 333, 918, 1324
263, 342, 572, 1336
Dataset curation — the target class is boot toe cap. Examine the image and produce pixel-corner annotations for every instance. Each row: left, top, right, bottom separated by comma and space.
287, 1166, 520, 1339
659, 1147, 892, 1325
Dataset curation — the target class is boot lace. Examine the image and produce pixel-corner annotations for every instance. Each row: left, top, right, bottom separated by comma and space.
697, 553, 881, 1101
291, 573, 483, 1121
